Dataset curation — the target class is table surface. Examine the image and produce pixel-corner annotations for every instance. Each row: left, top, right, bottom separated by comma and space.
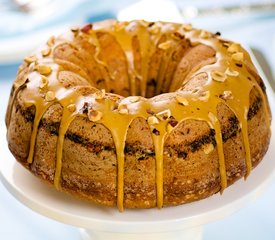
0, 1, 275, 239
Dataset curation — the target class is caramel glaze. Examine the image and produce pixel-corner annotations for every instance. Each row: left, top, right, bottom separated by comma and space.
6, 20, 271, 212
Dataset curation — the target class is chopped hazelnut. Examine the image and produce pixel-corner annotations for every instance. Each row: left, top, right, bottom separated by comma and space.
231, 52, 244, 62
199, 30, 211, 39
45, 91, 55, 102
118, 104, 129, 114
149, 25, 160, 34
222, 42, 230, 48
35, 64, 52, 76
158, 41, 172, 50
130, 96, 140, 103
24, 55, 37, 65
41, 48, 51, 57
211, 70, 227, 82
219, 39, 231, 47
183, 23, 192, 31
176, 95, 189, 106
88, 109, 103, 122
203, 143, 214, 154
199, 90, 210, 101
190, 41, 200, 47
119, 108, 129, 114
67, 104, 76, 112
220, 90, 233, 100
225, 68, 239, 77
148, 116, 159, 125
227, 43, 239, 53
39, 76, 49, 90
47, 36, 55, 47
156, 109, 171, 120
94, 89, 105, 100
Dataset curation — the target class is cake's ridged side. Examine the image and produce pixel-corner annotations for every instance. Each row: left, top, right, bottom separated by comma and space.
7, 85, 270, 208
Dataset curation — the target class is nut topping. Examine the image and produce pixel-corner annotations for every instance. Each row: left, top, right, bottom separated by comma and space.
47, 36, 55, 47
35, 64, 52, 76
156, 109, 171, 120
149, 25, 160, 34
24, 55, 37, 64
227, 43, 239, 53
211, 70, 227, 82
199, 30, 211, 39
130, 96, 140, 103
94, 89, 105, 100
220, 90, 233, 100
67, 104, 76, 112
198, 90, 210, 101
225, 68, 239, 77
203, 144, 214, 154
176, 95, 189, 106
88, 109, 103, 122
39, 76, 49, 90
41, 48, 51, 57
119, 108, 129, 114
45, 91, 55, 102
231, 52, 244, 62
148, 116, 159, 125
158, 41, 172, 50
118, 104, 129, 114
183, 23, 192, 31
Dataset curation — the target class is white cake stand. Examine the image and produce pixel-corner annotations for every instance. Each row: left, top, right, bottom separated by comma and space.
1, 56, 275, 240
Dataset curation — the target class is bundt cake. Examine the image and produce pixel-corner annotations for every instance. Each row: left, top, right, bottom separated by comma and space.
5, 20, 271, 211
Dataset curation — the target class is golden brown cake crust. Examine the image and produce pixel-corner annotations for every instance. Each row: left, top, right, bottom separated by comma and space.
6, 20, 271, 210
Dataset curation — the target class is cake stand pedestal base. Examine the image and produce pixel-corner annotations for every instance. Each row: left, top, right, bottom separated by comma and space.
80, 227, 203, 240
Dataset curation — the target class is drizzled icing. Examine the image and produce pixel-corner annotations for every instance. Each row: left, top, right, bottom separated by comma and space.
6, 20, 271, 212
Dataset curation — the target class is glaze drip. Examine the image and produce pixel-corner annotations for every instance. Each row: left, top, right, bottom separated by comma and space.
8, 20, 271, 212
